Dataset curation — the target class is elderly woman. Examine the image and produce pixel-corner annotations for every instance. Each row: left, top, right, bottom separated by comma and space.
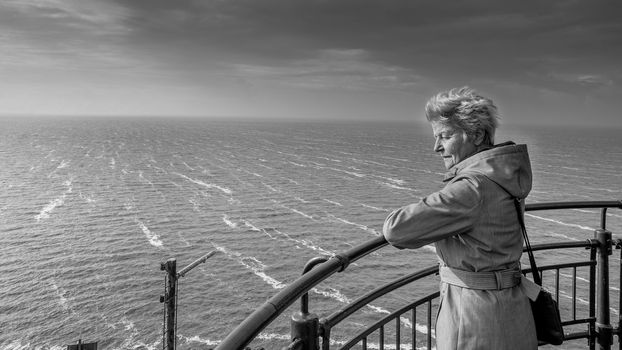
383, 87, 537, 349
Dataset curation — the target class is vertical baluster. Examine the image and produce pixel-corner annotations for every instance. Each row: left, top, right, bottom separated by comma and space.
572, 267, 577, 321
411, 308, 416, 350
396, 315, 401, 350
555, 268, 562, 340
379, 325, 384, 350
427, 301, 432, 350
362, 336, 367, 350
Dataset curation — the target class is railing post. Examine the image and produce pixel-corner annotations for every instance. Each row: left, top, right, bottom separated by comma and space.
160, 258, 177, 350
595, 229, 613, 350
289, 258, 327, 350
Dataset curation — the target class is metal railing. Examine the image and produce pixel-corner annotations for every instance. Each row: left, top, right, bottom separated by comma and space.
213, 200, 622, 350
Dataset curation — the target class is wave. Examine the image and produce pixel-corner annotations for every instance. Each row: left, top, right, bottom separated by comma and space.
243, 220, 276, 239
177, 334, 220, 347
328, 214, 380, 235
360, 203, 390, 212
323, 198, 343, 207
50, 282, 72, 313
135, 218, 163, 248
57, 159, 70, 169
213, 244, 286, 289
35, 180, 73, 222
182, 161, 195, 171
262, 182, 280, 192
222, 214, 238, 228
174, 172, 232, 195
377, 181, 419, 192
525, 213, 595, 231
273, 202, 315, 220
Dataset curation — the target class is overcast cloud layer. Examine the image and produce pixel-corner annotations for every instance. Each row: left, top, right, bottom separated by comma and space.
1, 0, 621, 126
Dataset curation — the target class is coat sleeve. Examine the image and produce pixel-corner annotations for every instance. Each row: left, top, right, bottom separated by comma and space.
383, 176, 482, 249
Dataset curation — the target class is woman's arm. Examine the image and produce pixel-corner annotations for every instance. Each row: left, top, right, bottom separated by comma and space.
383, 176, 482, 249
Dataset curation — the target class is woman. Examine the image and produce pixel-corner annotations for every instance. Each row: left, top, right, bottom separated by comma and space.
383, 87, 537, 349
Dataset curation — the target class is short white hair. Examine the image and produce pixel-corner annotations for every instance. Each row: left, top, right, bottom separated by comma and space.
425, 86, 499, 146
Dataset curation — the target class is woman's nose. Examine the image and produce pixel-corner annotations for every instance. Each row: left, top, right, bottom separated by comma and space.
433, 139, 442, 152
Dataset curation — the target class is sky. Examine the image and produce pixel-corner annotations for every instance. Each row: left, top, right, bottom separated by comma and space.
1, 0, 621, 127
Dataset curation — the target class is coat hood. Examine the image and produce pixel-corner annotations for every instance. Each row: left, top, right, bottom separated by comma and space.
443, 141, 532, 199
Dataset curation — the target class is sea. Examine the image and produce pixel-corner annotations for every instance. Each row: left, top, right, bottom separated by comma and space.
1, 116, 621, 350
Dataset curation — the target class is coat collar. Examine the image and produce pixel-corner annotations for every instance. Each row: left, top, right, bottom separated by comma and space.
442, 141, 516, 182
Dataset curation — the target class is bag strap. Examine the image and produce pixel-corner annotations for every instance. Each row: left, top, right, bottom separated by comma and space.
513, 198, 542, 286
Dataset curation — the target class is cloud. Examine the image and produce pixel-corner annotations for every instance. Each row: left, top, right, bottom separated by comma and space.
229, 48, 421, 91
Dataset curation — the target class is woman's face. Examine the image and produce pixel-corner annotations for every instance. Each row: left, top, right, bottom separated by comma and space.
431, 121, 477, 169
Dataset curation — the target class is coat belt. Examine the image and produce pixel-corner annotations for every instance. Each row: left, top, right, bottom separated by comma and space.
439, 266, 522, 290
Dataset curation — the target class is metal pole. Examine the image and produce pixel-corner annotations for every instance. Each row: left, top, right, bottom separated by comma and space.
177, 251, 217, 278
290, 257, 327, 350
596, 229, 613, 350
161, 258, 177, 350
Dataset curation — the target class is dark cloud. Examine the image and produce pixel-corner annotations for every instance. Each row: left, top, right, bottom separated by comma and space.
1, 0, 620, 125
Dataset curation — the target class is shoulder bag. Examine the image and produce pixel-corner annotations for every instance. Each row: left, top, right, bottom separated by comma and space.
514, 198, 565, 345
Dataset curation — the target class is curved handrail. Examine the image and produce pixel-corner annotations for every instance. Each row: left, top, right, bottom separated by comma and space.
215, 236, 388, 349
215, 200, 622, 350
524, 200, 622, 211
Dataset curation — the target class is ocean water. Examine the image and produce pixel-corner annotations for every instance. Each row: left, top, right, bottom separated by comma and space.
1, 116, 621, 350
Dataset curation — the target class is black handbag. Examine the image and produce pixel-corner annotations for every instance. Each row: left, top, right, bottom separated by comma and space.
514, 198, 565, 345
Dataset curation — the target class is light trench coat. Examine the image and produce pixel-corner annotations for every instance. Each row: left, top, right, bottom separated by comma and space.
383, 142, 537, 350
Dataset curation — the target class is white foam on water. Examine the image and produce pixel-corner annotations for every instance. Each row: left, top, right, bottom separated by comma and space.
262, 182, 280, 192
360, 203, 390, 212
137, 170, 154, 186
175, 172, 232, 195
273, 229, 334, 256
57, 160, 70, 169
78, 191, 95, 203
328, 214, 380, 235
288, 207, 314, 220
257, 333, 290, 341
559, 272, 590, 284
213, 244, 286, 289
378, 181, 418, 192
274, 201, 315, 220
311, 286, 351, 303
525, 213, 595, 231
222, 214, 238, 228
136, 218, 163, 248
364, 304, 433, 337
110, 316, 160, 350
323, 198, 343, 206
257, 163, 274, 170
289, 161, 306, 167
169, 180, 183, 189
294, 196, 309, 203
50, 282, 71, 313
35, 180, 73, 222
242, 220, 276, 239
182, 161, 195, 171
177, 334, 220, 346
375, 176, 406, 185
607, 212, 622, 219
282, 177, 299, 185
188, 198, 200, 212
109, 157, 116, 168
